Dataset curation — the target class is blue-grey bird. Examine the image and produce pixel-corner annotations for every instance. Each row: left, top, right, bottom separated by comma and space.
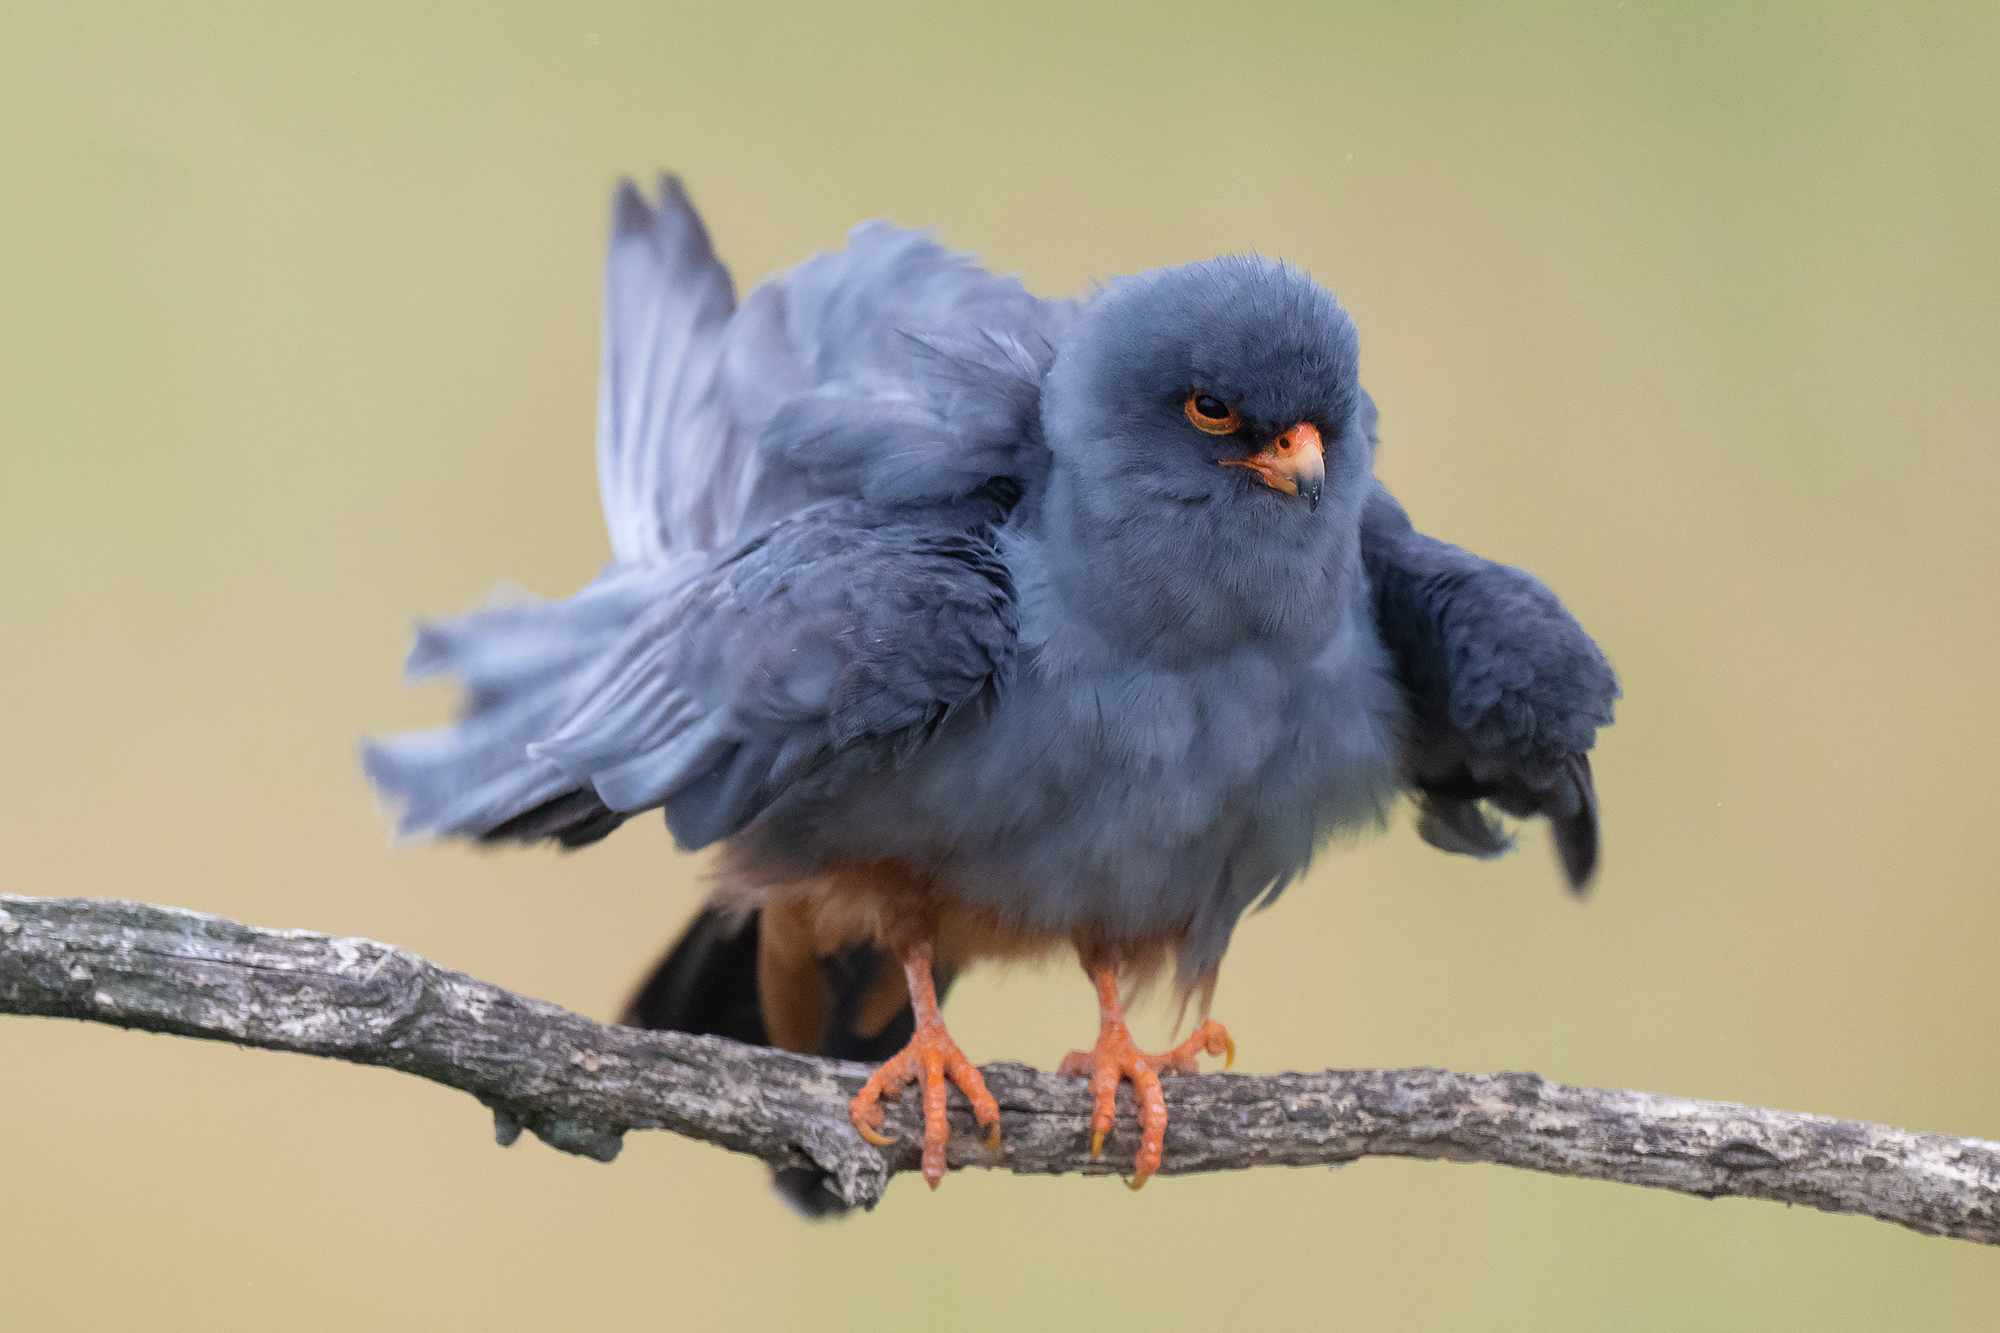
365, 177, 1617, 1214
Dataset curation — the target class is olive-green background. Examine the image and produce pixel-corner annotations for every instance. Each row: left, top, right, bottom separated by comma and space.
3, 3, 1996, 1329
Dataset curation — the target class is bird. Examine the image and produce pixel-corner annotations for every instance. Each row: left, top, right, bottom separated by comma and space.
364, 175, 1618, 1216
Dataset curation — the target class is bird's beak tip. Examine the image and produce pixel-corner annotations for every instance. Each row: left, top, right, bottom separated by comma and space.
1221, 420, 1326, 509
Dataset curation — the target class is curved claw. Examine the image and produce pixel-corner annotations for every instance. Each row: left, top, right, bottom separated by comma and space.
1071, 1009, 1235, 1186
855, 1120, 897, 1148
983, 1120, 1002, 1152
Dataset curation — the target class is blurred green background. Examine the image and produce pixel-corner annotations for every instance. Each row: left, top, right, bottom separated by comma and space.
3, 2, 1997, 1328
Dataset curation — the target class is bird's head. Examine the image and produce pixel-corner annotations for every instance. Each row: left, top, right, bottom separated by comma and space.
1035, 256, 1372, 655
1041, 255, 1366, 523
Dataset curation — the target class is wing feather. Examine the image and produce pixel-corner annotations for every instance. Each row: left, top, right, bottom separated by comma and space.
597, 176, 741, 561
368, 183, 1049, 850
595, 180, 1062, 563
1363, 483, 1619, 891
508, 490, 1015, 850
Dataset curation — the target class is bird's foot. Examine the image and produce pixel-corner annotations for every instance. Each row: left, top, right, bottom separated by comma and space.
848, 1016, 1000, 1188
1059, 1017, 1233, 1188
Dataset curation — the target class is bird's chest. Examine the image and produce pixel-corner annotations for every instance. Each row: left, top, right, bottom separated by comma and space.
986, 658, 1306, 827
868, 612, 1402, 930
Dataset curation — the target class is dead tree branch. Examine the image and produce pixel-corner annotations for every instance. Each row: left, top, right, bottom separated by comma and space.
2, 892, 1995, 1241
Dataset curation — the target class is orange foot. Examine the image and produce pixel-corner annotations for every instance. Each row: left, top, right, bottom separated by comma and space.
847, 941, 1000, 1187
1059, 965, 1233, 1189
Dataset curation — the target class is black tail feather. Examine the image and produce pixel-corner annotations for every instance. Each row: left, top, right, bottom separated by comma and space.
622, 906, 948, 1218
620, 905, 767, 1042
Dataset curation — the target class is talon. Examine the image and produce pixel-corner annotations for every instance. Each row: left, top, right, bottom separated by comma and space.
1224, 1032, 1237, 1069
1068, 964, 1233, 1187
845, 940, 995, 1187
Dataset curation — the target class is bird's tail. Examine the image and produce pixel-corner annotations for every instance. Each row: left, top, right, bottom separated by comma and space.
621, 906, 940, 1218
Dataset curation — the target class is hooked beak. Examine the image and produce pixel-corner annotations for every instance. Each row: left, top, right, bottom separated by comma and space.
1220, 421, 1325, 511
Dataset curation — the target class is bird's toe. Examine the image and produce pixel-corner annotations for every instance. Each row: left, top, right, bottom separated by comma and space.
848, 1019, 996, 1188
1062, 1014, 1230, 1185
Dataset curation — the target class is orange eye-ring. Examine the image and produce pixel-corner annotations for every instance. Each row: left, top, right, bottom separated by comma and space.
1184, 392, 1241, 435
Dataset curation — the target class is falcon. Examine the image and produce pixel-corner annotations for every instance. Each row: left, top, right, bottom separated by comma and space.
366, 177, 1617, 1214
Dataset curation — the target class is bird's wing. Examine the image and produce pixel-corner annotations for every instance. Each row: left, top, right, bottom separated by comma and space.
371, 491, 1019, 850
367, 184, 1051, 849
597, 175, 745, 561
1362, 481, 1619, 891
597, 177, 1061, 563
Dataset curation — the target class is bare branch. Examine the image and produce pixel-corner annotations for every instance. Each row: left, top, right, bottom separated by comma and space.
3, 893, 1995, 1241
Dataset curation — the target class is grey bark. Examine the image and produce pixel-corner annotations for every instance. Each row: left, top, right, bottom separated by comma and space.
3, 893, 1995, 1244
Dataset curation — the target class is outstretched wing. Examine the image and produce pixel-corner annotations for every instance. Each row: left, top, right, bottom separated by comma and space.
595, 176, 1061, 563
367, 181, 1055, 849
375, 488, 1019, 851
596, 175, 745, 561
1362, 483, 1619, 891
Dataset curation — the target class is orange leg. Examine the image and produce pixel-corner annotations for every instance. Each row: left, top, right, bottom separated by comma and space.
847, 939, 1000, 1188
1058, 962, 1233, 1189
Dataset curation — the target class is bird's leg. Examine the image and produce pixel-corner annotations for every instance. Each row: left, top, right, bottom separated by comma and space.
1057, 961, 1234, 1189
846, 938, 1000, 1188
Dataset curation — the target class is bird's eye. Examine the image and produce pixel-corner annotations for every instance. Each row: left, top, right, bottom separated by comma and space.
1184, 392, 1241, 435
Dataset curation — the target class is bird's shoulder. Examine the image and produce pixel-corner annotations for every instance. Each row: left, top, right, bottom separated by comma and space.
694, 486, 1022, 682
752, 226, 1075, 512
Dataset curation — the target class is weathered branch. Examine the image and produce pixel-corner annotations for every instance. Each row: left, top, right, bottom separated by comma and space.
2, 893, 1995, 1242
